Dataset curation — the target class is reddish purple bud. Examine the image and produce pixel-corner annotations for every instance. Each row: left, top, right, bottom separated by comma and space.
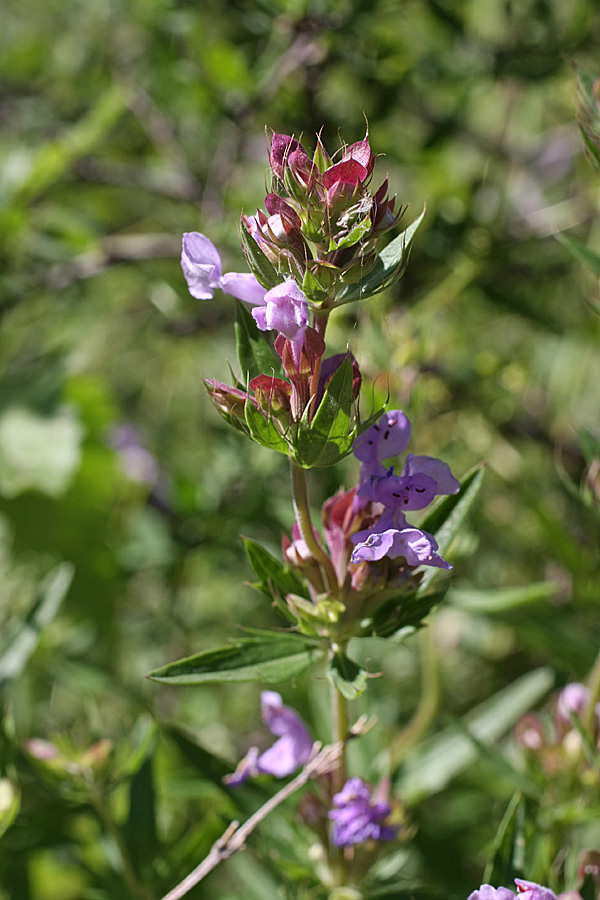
270, 133, 307, 179
275, 327, 326, 380
515, 713, 546, 751
264, 193, 302, 230
204, 379, 253, 418
249, 374, 292, 415
322, 158, 369, 206
288, 148, 320, 191
342, 136, 375, 176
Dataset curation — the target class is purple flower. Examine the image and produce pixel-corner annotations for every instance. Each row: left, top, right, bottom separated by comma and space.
515, 880, 557, 900
468, 888, 517, 900
252, 280, 310, 345
350, 410, 459, 569
224, 691, 313, 786
351, 526, 451, 569
467, 881, 558, 900
353, 409, 412, 469
328, 777, 397, 846
181, 232, 267, 304
556, 683, 600, 726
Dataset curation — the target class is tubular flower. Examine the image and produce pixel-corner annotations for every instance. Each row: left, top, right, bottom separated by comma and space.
181, 232, 267, 304
350, 410, 459, 569
224, 691, 313, 786
328, 777, 397, 846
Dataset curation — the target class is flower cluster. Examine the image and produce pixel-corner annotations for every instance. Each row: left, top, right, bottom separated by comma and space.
244, 131, 403, 301
515, 681, 600, 771
350, 410, 460, 569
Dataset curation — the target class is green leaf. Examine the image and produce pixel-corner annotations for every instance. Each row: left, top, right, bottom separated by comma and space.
125, 755, 159, 875
417, 464, 484, 593
395, 667, 554, 804
338, 206, 426, 303
448, 581, 556, 613
0, 780, 20, 840
244, 398, 290, 454
327, 651, 368, 700
334, 215, 372, 251
295, 355, 355, 467
235, 301, 282, 382
366, 586, 449, 640
242, 538, 308, 599
555, 232, 600, 278
484, 792, 525, 886
576, 65, 600, 176
239, 223, 280, 289
146, 634, 322, 685
0, 563, 74, 687
579, 427, 600, 466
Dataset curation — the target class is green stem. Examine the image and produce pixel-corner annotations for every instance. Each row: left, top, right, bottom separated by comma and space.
290, 459, 339, 594
88, 784, 154, 900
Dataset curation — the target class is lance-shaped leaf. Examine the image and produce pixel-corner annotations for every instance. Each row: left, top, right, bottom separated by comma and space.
244, 397, 290, 454
417, 464, 484, 594
146, 633, 322, 685
484, 791, 526, 886
0, 562, 74, 687
364, 585, 449, 641
576, 64, 600, 176
294, 354, 355, 467
337, 206, 426, 303
239, 222, 281, 289
327, 651, 368, 700
242, 537, 308, 600
555, 232, 600, 278
235, 301, 283, 382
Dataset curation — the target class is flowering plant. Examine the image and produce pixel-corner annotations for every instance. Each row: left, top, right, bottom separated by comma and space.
144, 128, 588, 900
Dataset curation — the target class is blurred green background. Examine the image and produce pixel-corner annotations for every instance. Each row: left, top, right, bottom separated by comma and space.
1, 0, 599, 898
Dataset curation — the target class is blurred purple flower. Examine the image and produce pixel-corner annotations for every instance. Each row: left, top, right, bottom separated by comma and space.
328, 777, 397, 846
181, 232, 267, 304
109, 424, 159, 487
224, 691, 313, 786
556, 683, 600, 727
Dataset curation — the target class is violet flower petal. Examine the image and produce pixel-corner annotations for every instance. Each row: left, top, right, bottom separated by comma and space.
353, 410, 412, 465
468, 888, 516, 900
515, 880, 558, 900
220, 272, 267, 305
252, 281, 309, 342
403, 453, 461, 495
181, 232, 223, 299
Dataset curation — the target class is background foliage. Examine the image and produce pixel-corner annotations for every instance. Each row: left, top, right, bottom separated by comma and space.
0, 0, 599, 897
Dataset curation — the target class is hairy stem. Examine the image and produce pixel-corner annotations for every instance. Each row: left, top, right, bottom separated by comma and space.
290, 459, 339, 593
